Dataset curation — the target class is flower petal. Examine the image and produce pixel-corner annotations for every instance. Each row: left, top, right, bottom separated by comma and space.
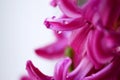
54, 57, 72, 80
35, 39, 67, 59
98, 0, 120, 29
44, 17, 85, 31
87, 29, 120, 69
82, 0, 100, 21
84, 57, 120, 80
68, 56, 93, 80
26, 61, 53, 80
58, 0, 82, 18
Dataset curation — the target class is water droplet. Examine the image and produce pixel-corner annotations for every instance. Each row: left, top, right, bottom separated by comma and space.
52, 16, 56, 19
63, 20, 69, 24
56, 31, 62, 34
44, 20, 50, 28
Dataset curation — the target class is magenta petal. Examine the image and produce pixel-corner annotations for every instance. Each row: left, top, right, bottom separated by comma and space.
58, 0, 82, 18
68, 56, 93, 80
87, 29, 118, 69
54, 57, 71, 80
84, 58, 120, 80
35, 39, 67, 59
69, 24, 91, 67
98, 0, 120, 29
44, 17, 85, 31
26, 61, 53, 80
82, 0, 100, 21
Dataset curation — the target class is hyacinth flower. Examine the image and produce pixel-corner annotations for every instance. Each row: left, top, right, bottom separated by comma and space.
21, 0, 120, 80
45, 0, 120, 67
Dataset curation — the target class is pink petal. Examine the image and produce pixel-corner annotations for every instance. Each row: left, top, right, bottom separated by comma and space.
68, 56, 93, 80
54, 57, 72, 80
26, 60, 53, 80
35, 39, 67, 59
82, 0, 100, 21
44, 17, 85, 31
58, 0, 82, 18
87, 29, 117, 69
84, 58, 120, 80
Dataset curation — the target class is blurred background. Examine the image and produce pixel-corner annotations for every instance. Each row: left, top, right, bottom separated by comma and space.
0, 0, 61, 80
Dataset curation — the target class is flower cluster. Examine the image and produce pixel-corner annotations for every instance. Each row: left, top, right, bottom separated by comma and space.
21, 0, 120, 80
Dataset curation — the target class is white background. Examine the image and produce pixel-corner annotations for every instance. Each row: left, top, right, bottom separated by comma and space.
0, 0, 61, 80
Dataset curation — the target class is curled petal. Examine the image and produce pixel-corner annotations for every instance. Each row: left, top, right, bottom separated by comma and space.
87, 30, 112, 69
84, 58, 120, 80
68, 56, 93, 80
87, 29, 120, 69
54, 57, 72, 80
35, 29, 69, 59
35, 39, 67, 59
26, 61, 53, 80
58, 0, 82, 18
44, 17, 85, 31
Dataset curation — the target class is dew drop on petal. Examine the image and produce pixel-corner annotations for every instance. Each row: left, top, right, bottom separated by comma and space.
63, 20, 69, 24
56, 31, 62, 34
52, 16, 56, 19
44, 20, 50, 28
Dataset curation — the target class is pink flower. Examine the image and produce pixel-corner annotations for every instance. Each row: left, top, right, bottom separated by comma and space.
22, 0, 120, 80
45, 0, 120, 67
